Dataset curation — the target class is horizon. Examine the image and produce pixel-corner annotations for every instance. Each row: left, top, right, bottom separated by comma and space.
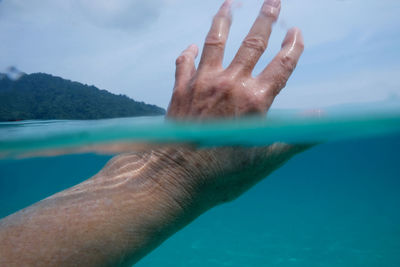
2, 68, 400, 114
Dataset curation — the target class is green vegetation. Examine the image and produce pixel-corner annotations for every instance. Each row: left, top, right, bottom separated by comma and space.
0, 72, 165, 121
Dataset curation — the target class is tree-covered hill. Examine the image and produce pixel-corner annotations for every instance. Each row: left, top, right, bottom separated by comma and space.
0, 72, 165, 121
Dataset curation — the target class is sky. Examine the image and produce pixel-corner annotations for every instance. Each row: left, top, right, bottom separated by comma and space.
1, 0, 400, 110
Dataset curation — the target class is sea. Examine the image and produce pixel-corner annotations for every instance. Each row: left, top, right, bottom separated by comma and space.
1, 107, 400, 267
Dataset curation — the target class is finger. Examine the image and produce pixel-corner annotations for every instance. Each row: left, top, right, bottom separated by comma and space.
198, 0, 233, 69
174, 44, 199, 91
228, 0, 281, 75
257, 27, 304, 96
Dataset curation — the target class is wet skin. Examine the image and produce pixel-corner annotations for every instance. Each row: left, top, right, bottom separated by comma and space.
0, 0, 307, 266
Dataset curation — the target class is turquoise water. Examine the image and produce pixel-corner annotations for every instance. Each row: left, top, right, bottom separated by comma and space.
2, 108, 400, 158
1, 111, 400, 266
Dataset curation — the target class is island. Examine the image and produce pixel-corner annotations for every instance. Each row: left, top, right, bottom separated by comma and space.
0, 72, 165, 121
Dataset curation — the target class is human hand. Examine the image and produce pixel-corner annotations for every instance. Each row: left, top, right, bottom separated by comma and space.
160, 0, 308, 208
167, 0, 304, 119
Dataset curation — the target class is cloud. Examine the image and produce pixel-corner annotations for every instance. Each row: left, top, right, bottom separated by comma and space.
73, 0, 164, 31
0, 0, 164, 31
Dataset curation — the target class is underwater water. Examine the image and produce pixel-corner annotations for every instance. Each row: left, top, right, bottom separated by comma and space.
1, 112, 400, 266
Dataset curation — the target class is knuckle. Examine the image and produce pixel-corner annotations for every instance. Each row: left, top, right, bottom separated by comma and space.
243, 37, 268, 55
260, 5, 279, 21
205, 34, 226, 49
238, 91, 265, 113
175, 54, 190, 65
190, 78, 207, 91
247, 95, 264, 109
175, 57, 182, 65
216, 75, 234, 89
191, 75, 234, 100
279, 54, 297, 73
242, 36, 267, 53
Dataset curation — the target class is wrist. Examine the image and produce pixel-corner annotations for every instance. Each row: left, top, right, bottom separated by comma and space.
145, 146, 219, 219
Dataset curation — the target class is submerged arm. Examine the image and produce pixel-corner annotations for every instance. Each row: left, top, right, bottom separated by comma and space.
0, 145, 305, 266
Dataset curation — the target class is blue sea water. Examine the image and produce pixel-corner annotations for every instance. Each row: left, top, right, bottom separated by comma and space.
0, 112, 400, 266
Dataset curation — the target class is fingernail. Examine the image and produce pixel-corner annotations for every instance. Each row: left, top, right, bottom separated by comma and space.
221, 0, 233, 13
265, 0, 280, 8
224, 0, 233, 7
189, 44, 199, 56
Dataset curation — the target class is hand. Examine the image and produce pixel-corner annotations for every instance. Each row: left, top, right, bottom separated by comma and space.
167, 0, 304, 119
161, 0, 308, 208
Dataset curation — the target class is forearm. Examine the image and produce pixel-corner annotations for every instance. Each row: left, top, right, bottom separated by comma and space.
0, 147, 212, 266
0, 144, 304, 266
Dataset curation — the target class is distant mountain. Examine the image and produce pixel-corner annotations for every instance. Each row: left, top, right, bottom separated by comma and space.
0, 72, 165, 121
